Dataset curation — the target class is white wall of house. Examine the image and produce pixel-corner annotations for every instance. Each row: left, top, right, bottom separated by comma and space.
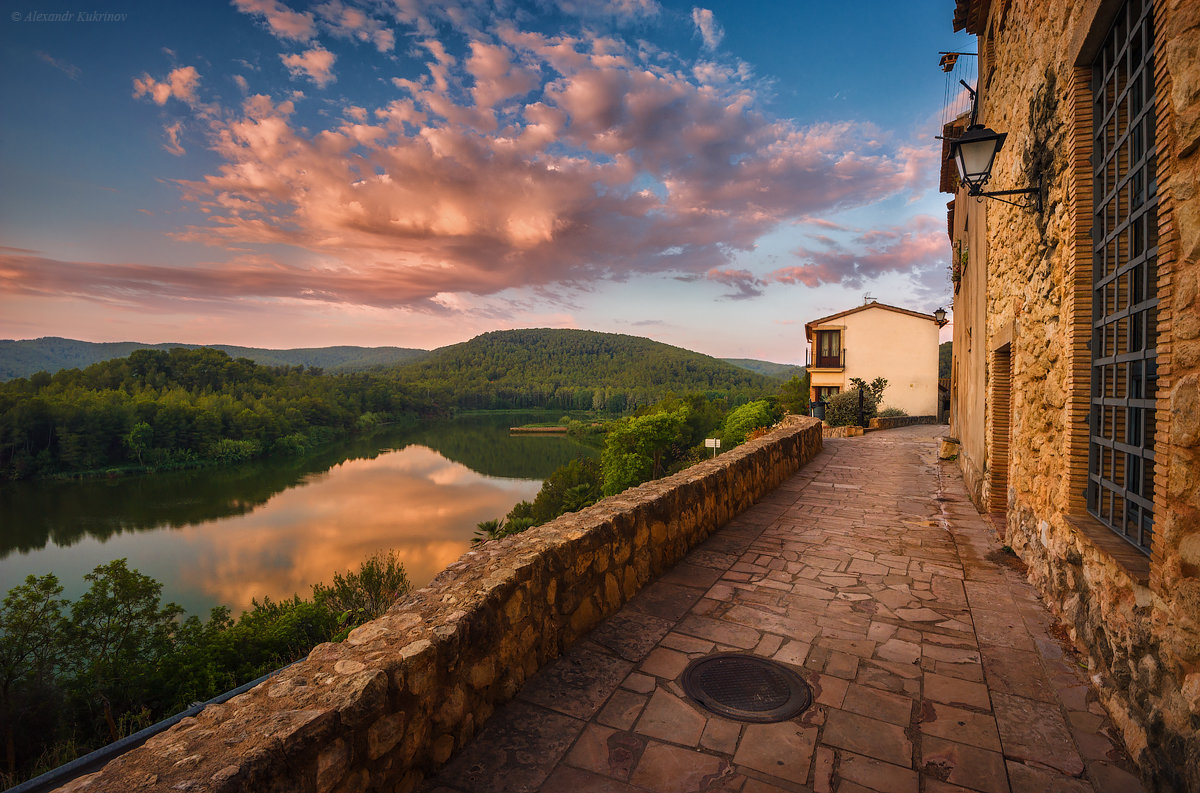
841, 306, 939, 415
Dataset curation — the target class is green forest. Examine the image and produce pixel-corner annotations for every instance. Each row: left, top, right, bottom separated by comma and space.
0, 329, 795, 481
0, 553, 412, 786
0, 347, 424, 480
390, 329, 777, 411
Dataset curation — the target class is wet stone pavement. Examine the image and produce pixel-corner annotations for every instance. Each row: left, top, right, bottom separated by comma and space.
422, 426, 1146, 793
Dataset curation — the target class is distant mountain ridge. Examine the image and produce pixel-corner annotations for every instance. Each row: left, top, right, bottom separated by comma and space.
1, 333, 800, 397
720, 358, 805, 380
0, 337, 429, 380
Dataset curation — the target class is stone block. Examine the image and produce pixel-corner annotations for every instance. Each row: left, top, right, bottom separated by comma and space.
316, 739, 349, 793
335, 670, 389, 730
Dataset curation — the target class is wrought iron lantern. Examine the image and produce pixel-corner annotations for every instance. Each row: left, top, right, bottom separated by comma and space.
945, 81, 1043, 212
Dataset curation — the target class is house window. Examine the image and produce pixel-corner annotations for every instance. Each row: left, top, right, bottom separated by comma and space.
815, 331, 843, 368
815, 387, 840, 402
1087, 0, 1157, 554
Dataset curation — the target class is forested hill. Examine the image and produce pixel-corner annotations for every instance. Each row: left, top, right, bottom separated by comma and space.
0, 347, 421, 480
0, 337, 429, 380
393, 328, 775, 410
721, 358, 805, 381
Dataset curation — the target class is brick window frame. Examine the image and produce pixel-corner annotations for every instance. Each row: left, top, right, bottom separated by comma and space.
1063, 0, 1178, 581
1085, 0, 1158, 553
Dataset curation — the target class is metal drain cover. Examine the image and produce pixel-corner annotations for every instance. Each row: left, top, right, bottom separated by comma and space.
681, 653, 812, 723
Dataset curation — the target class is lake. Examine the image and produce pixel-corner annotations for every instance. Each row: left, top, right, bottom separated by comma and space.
0, 413, 598, 616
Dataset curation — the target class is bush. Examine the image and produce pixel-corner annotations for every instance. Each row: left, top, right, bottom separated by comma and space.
877, 406, 907, 418
207, 438, 261, 464
312, 550, 413, 626
601, 407, 690, 495
719, 399, 783, 447
824, 388, 878, 427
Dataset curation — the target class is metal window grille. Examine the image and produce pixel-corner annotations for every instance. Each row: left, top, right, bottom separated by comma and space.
1087, 0, 1157, 554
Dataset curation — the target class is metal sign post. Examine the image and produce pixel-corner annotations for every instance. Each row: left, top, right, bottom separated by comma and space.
705, 438, 721, 457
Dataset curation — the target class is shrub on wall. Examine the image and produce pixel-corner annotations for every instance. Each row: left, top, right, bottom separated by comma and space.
877, 406, 907, 418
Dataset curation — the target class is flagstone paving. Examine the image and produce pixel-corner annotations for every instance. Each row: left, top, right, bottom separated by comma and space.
422, 426, 1146, 793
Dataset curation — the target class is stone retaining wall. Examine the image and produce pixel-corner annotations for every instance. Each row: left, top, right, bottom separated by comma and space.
821, 424, 864, 438
60, 417, 823, 793
867, 415, 938, 431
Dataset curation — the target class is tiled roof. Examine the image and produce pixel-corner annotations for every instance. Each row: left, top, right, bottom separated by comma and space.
804, 302, 937, 341
953, 0, 990, 34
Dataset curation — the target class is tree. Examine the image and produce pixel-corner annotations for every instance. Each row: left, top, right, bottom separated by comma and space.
312, 550, 412, 627
719, 399, 783, 446
525, 457, 602, 523
0, 574, 67, 777
601, 407, 689, 495
1, 551, 423, 786
68, 560, 183, 743
825, 386, 880, 427
849, 377, 888, 405
124, 422, 153, 465
778, 373, 810, 415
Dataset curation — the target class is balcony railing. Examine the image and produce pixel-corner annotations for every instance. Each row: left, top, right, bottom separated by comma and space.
806, 348, 846, 369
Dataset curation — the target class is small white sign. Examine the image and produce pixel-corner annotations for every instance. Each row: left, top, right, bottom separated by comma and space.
704, 438, 721, 448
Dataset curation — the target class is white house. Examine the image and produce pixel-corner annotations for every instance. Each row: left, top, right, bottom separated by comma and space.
805, 301, 941, 416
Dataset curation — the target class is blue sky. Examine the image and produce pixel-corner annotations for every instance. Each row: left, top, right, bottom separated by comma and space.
0, 1, 972, 361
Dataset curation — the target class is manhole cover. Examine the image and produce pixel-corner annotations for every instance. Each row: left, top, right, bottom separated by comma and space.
681, 653, 812, 722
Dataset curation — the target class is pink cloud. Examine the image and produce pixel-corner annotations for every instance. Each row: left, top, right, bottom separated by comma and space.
132, 65, 201, 105
769, 216, 946, 288
280, 48, 336, 87
691, 8, 723, 49
15, 25, 935, 313
316, 0, 395, 52
466, 41, 539, 111
797, 216, 852, 231
163, 121, 186, 156
703, 268, 764, 300
233, 0, 316, 41
554, 0, 660, 22
36, 50, 80, 80
0, 252, 467, 311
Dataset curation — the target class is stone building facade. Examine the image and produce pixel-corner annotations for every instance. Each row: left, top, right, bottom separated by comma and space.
944, 0, 1200, 788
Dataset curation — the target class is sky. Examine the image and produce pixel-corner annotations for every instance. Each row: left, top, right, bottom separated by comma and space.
0, 0, 972, 363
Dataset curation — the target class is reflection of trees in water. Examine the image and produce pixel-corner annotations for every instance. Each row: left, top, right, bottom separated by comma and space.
0, 414, 597, 557
405, 415, 597, 479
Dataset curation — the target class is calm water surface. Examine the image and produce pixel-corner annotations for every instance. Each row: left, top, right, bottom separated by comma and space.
0, 414, 597, 615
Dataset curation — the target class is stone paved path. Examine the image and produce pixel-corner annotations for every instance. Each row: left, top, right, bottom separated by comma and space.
422, 426, 1146, 793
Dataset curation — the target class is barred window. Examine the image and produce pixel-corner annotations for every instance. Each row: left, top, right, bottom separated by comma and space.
1087, 0, 1157, 554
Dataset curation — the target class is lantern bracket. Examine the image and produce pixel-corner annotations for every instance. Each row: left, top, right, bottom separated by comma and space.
968, 172, 1043, 213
